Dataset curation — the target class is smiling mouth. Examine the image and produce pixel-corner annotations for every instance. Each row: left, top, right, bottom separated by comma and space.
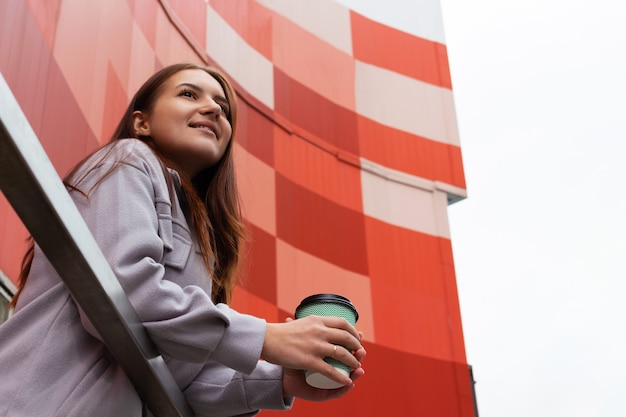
191, 125, 217, 136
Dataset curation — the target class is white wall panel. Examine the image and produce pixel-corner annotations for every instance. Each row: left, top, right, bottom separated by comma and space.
355, 60, 460, 145
361, 159, 451, 238
206, 6, 275, 109
255, 0, 353, 55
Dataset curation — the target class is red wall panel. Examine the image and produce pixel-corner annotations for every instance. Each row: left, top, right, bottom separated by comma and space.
273, 67, 361, 156
237, 100, 276, 167
351, 10, 452, 89
239, 222, 278, 305
276, 174, 369, 276
358, 115, 467, 189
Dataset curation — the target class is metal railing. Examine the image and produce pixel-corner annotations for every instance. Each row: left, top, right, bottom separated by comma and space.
0, 73, 194, 416
469, 365, 480, 417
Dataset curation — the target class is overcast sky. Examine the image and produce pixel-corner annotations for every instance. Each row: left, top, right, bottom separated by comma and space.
441, 0, 626, 416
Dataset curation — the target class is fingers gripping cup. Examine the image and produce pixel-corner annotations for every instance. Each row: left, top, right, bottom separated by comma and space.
294, 294, 359, 389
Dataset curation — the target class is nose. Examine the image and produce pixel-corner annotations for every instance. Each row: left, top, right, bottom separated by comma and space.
200, 99, 223, 118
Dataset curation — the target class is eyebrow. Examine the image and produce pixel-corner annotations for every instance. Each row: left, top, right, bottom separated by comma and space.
175, 82, 228, 105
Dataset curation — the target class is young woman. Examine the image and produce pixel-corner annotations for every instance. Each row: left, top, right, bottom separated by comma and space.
0, 63, 365, 417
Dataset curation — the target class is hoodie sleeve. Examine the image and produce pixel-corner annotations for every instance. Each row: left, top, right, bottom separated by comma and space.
183, 360, 294, 417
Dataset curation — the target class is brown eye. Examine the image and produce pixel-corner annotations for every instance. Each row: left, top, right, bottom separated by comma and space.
180, 89, 196, 99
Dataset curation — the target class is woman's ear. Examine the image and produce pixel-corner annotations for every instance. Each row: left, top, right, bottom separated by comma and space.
132, 110, 151, 137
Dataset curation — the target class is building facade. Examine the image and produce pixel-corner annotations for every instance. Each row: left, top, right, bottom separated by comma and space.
0, 0, 474, 415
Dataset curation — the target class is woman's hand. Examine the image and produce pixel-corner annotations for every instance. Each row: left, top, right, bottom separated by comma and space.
261, 316, 364, 386
281, 351, 366, 401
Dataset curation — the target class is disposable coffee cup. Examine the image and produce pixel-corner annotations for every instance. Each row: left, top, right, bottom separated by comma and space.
294, 293, 359, 389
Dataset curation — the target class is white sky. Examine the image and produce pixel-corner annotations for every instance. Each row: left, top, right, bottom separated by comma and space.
442, 0, 626, 416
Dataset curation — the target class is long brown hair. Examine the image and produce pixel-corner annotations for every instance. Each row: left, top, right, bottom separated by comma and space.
11, 63, 245, 307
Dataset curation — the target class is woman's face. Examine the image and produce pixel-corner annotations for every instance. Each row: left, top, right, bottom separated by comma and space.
133, 69, 233, 178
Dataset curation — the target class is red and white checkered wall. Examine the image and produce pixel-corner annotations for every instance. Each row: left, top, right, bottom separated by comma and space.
0, 0, 474, 415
